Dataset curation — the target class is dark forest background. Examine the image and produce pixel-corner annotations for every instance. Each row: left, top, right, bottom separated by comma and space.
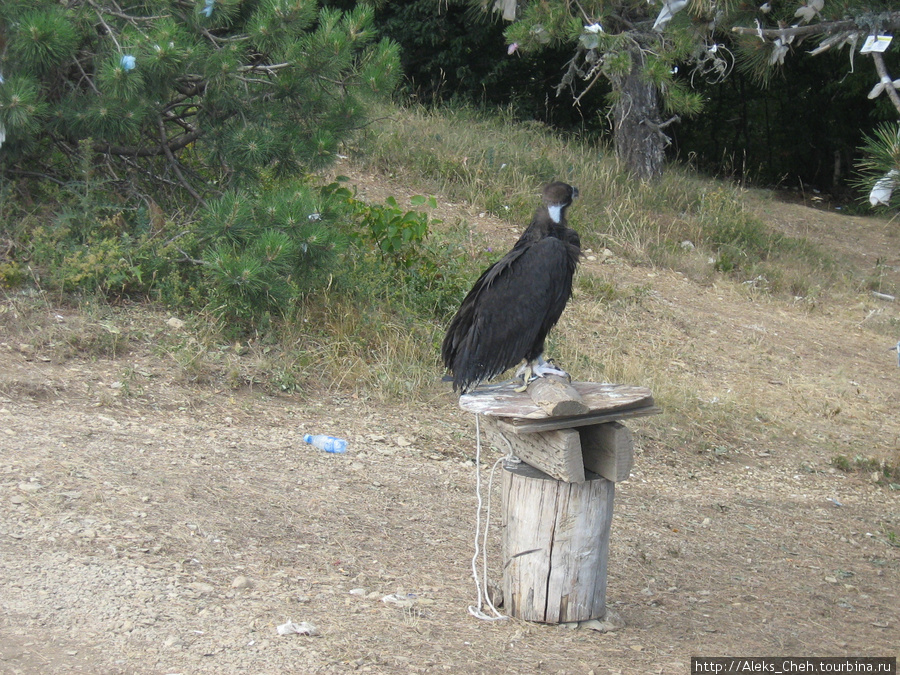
362, 0, 899, 200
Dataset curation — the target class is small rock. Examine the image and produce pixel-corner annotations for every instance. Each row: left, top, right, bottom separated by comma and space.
80, 528, 97, 539
231, 575, 253, 590
18, 482, 43, 493
189, 582, 216, 595
163, 635, 184, 648
166, 317, 185, 330
10, 495, 24, 505
349, 588, 367, 596
580, 609, 626, 633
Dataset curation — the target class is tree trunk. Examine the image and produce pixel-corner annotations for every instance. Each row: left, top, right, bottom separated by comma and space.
611, 47, 666, 181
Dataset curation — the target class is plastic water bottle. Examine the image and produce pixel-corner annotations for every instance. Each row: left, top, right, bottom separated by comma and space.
304, 434, 347, 454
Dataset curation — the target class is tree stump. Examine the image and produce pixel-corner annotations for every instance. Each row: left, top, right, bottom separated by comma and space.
501, 461, 614, 624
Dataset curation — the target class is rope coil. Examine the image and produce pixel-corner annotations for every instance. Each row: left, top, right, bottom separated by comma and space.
467, 413, 519, 621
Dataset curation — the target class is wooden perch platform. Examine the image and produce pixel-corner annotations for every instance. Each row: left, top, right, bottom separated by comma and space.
502, 462, 614, 623
460, 379, 658, 483
459, 378, 660, 623
459, 380, 658, 430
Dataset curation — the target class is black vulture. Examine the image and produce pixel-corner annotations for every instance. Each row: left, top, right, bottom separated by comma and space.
441, 181, 581, 393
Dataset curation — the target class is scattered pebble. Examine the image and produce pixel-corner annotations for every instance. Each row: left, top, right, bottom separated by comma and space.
163, 635, 184, 648
189, 582, 216, 595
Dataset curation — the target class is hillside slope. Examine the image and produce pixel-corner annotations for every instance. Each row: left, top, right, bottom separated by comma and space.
1, 168, 898, 674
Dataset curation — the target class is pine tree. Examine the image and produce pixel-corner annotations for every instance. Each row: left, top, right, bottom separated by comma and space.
494, 0, 712, 180
0, 0, 400, 196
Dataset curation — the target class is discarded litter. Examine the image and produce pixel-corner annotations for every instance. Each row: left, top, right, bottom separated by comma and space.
304, 434, 347, 454
381, 593, 417, 609
276, 620, 318, 636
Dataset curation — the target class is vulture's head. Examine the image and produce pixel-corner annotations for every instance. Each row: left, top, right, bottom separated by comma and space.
542, 182, 578, 223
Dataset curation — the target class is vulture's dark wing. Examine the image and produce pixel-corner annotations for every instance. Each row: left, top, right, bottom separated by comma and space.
441, 236, 574, 392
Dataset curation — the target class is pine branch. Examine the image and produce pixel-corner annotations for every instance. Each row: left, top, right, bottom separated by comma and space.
92, 129, 205, 158
73, 55, 101, 95
87, 0, 123, 51
7, 169, 69, 186
176, 248, 208, 266
871, 52, 900, 117
732, 12, 900, 42
156, 117, 206, 206
92, 1, 169, 23
237, 63, 292, 73
115, 154, 183, 189
162, 110, 200, 135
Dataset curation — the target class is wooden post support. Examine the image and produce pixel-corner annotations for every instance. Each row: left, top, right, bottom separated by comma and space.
481, 416, 634, 484
502, 461, 613, 624
481, 417, 585, 483
580, 421, 634, 482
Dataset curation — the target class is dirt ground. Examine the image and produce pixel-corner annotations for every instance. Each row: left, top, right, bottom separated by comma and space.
1, 170, 899, 674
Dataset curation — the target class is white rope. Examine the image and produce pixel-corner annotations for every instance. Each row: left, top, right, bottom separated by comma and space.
467, 413, 517, 622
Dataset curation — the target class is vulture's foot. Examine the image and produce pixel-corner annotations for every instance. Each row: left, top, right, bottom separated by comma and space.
532, 358, 568, 379
514, 357, 569, 392
513, 362, 532, 392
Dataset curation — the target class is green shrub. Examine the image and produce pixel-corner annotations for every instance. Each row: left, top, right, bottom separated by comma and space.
198, 183, 348, 332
